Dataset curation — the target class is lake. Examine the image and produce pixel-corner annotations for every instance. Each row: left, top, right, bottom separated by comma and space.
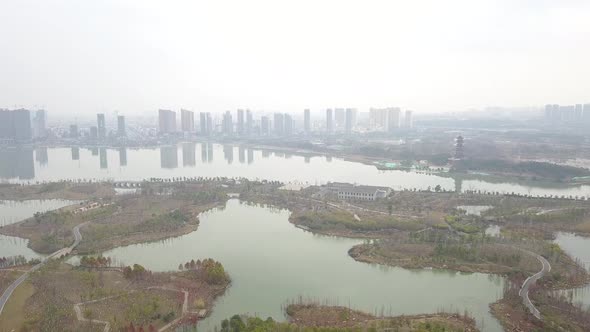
1, 145, 590, 198
101, 199, 505, 331
554, 232, 590, 310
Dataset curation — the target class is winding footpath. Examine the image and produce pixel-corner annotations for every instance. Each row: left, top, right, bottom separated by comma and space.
0, 222, 87, 316
74, 286, 196, 332
518, 249, 552, 320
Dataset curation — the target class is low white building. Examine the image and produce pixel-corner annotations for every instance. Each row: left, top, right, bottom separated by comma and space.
326, 182, 391, 201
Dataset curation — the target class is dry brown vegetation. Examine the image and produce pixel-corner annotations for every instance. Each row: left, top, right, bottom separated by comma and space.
7, 258, 229, 332
0, 182, 230, 254
285, 304, 479, 332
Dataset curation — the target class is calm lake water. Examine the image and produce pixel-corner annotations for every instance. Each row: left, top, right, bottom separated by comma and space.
0, 199, 79, 259
554, 232, 590, 310
102, 199, 504, 332
1, 145, 590, 198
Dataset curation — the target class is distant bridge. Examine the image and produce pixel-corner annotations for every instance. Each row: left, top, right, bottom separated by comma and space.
113, 181, 142, 188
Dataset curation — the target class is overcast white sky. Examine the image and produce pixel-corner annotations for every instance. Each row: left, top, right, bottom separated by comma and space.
1, 0, 589, 115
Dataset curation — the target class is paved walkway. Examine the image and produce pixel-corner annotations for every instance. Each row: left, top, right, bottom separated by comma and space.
518, 251, 551, 319
0, 222, 87, 316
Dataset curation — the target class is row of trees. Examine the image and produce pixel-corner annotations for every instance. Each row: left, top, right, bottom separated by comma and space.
123, 264, 151, 280
178, 258, 229, 285
79, 255, 112, 268
0, 255, 41, 268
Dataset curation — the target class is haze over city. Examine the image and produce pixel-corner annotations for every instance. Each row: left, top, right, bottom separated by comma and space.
2, 0, 590, 115
2, 2, 590, 332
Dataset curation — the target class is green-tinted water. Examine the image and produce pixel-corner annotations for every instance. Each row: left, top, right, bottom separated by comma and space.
103, 199, 505, 331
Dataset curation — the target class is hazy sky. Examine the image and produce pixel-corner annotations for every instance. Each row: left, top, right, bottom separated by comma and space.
1, 0, 589, 115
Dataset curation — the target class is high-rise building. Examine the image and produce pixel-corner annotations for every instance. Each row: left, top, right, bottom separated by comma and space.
387, 107, 401, 132
97, 113, 106, 139
117, 115, 126, 137
206, 113, 213, 135
404, 110, 413, 128
584, 104, 590, 122
14, 109, 32, 141
273, 113, 284, 136
560, 105, 575, 121
369, 108, 388, 130
0, 109, 33, 141
304, 109, 311, 133
261, 116, 270, 135
158, 109, 177, 134
222, 111, 233, 135
199, 112, 212, 136
181, 109, 195, 132
69, 124, 79, 138
0, 109, 12, 139
33, 110, 47, 138
284, 113, 293, 136
551, 104, 560, 121
326, 109, 333, 133
237, 109, 245, 135
246, 110, 253, 135
345, 108, 356, 134
544, 104, 552, 121
575, 104, 583, 121
90, 126, 98, 139
335, 108, 345, 128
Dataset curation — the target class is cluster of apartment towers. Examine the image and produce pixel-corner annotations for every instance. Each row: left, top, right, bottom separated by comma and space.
544, 103, 590, 123
158, 107, 413, 136
0, 109, 48, 142
67, 113, 127, 141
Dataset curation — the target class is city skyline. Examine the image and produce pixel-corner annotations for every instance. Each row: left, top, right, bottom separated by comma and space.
1, 1, 589, 115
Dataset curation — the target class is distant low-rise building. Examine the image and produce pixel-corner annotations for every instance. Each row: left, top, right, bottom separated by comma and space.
325, 182, 391, 201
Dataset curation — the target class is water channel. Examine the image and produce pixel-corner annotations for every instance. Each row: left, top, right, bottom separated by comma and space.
0, 199, 79, 259
1, 145, 590, 198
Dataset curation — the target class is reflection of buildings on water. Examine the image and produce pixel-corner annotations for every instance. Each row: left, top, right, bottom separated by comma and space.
207, 143, 213, 163
304, 156, 310, 163
326, 156, 332, 162
35, 147, 48, 166
285, 153, 292, 159
119, 148, 127, 167
262, 150, 270, 158
71, 147, 80, 161
455, 178, 463, 193
239, 146, 245, 164
160, 146, 178, 169
0, 148, 35, 180
90, 147, 99, 156
223, 145, 233, 164
182, 143, 196, 167
201, 143, 207, 163
200, 143, 214, 163
247, 149, 254, 164
99, 148, 108, 169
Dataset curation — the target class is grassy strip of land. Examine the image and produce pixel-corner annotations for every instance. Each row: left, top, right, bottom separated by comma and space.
0, 182, 230, 254
0, 182, 115, 201
207, 304, 478, 332
491, 281, 590, 332
349, 230, 589, 288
